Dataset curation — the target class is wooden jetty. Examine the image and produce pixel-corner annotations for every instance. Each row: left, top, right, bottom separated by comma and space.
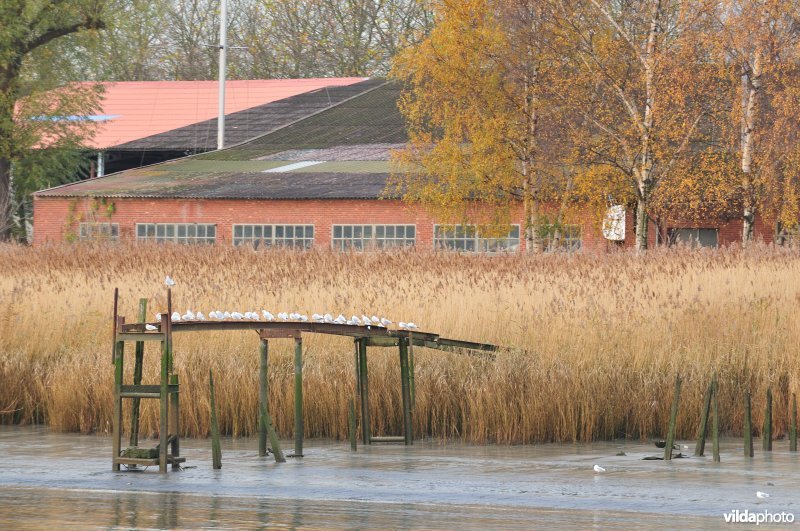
111, 289, 498, 473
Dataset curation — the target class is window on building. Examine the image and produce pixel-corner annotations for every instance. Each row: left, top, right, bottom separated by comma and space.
136, 223, 216, 244
331, 224, 416, 250
544, 225, 582, 252
434, 225, 520, 252
79, 222, 119, 242
232, 224, 314, 249
668, 228, 718, 248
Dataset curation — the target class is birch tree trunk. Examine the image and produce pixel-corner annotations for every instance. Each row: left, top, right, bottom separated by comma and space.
522, 65, 541, 254
741, 54, 761, 245
0, 73, 17, 241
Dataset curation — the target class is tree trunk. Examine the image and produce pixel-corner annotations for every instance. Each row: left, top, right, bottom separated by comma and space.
0, 157, 12, 241
741, 54, 761, 246
635, 194, 648, 251
522, 64, 540, 254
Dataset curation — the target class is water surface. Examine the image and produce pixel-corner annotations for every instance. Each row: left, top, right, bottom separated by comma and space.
0, 427, 796, 529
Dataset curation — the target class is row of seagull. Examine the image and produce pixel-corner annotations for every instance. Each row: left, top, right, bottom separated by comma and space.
150, 310, 418, 330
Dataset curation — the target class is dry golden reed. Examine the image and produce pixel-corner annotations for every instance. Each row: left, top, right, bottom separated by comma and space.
0, 242, 798, 444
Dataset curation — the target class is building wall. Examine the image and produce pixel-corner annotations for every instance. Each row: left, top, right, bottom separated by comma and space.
32, 196, 776, 251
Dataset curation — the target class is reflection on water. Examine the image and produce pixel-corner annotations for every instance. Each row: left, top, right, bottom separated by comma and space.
0, 426, 797, 529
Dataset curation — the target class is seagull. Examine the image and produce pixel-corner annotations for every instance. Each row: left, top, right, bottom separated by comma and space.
361, 315, 373, 325
312, 313, 325, 323
380, 317, 392, 327
165, 276, 175, 287
334, 315, 347, 324
211, 311, 223, 319
262, 310, 274, 321
250, 312, 260, 320
195, 311, 206, 321
324, 313, 334, 323
223, 311, 231, 319
244, 311, 255, 320
756, 491, 770, 499
350, 316, 362, 326
145, 324, 158, 331
155, 313, 163, 321
278, 312, 289, 321
593, 465, 606, 473
398, 322, 407, 329
182, 310, 195, 320
289, 312, 300, 320
230, 311, 244, 320
371, 315, 382, 325
171, 312, 181, 322
297, 314, 308, 322
405, 322, 418, 330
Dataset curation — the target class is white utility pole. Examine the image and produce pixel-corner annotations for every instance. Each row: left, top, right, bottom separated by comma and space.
217, 0, 228, 150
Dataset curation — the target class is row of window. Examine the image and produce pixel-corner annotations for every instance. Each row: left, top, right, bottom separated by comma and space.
79, 222, 584, 252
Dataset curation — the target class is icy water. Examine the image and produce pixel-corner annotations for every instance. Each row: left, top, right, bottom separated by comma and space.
0, 427, 797, 529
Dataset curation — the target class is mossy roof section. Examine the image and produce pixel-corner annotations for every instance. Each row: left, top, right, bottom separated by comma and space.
197, 82, 407, 161
112, 79, 382, 151
36, 80, 407, 200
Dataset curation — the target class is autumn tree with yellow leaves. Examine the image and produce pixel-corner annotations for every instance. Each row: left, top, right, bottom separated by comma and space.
390, 0, 572, 253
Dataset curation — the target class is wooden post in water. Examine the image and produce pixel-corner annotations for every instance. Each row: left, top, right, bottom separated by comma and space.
169, 374, 180, 469
258, 338, 269, 457
664, 374, 682, 461
790, 393, 797, 452
408, 333, 416, 409
111, 332, 124, 471
348, 398, 357, 452
159, 311, 170, 474
763, 388, 773, 451
694, 376, 714, 457
210, 369, 222, 469
711, 377, 720, 462
294, 335, 304, 457
130, 298, 148, 448
358, 338, 370, 445
744, 391, 754, 458
399, 337, 413, 445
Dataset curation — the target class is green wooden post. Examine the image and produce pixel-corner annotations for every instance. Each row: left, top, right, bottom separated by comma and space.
169, 374, 180, 469
790, 393, 797, 452
258, 338, 268, 457
408, 335, 416, 410
210, 369, 222, 469
664, 374, 682, 461
763, 388, 773, 451
348, 398, 357, 452
263, 401, 285, 463
294, 336, 304, 457
694, 376, 714, 456
399, 337, 413, 445
358, 338, 370, 445
159, 334, 169, 473
711, 377, 720, 462
111, 337, 124, 471
744, 391, 754, 457
130, 298, 148, 447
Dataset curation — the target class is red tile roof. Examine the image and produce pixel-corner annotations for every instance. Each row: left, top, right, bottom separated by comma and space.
84, 78, 366, 149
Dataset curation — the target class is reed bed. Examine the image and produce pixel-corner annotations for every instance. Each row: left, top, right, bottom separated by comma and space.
0, 242, 798, 444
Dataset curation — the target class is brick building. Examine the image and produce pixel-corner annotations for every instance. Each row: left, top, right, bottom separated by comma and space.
33, 79, 776, 251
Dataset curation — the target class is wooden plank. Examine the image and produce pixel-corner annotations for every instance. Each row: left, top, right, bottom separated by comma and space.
364, 337, 400, 347
159, 335, 169, 474
121, 384, 179, 395
763, 388, 773, 451
117, 333, 166, 342
111, 288, 118, 364
370, 436, 405, 443
258, 329, 301, 339
114, 456, 186, 467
